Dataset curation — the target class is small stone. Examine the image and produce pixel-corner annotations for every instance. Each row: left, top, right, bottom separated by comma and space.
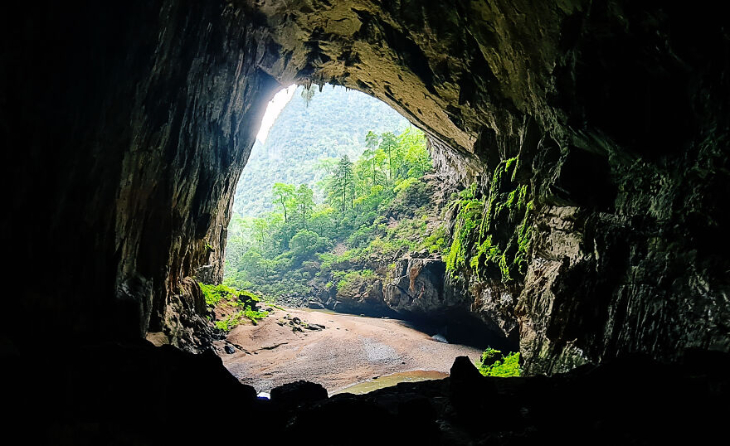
224, 345, 235, 354
432, 334, 448, 343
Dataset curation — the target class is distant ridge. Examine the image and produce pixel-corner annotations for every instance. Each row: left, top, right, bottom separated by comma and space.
233, 85, 409, 218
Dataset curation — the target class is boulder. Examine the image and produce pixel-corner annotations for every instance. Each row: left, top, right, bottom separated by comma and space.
270, 380, 328, 410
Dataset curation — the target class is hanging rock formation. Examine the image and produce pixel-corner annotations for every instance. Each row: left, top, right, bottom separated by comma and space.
3, 0, 729, 376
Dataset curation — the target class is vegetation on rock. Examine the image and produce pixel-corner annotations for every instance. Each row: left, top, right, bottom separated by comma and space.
445, 156, 534, 284
199, 283, 268, 330
475, 348, 521, 377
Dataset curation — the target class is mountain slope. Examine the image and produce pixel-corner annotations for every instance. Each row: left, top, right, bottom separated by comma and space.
233, 85, 409, 217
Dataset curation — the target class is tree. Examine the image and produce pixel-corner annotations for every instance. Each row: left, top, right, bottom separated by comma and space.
294, 184, 315, 229
382, 132, 399, 184
252, 217, 269, 249
310, 205, 335, 237
272, 182, 296, 223
366, 130, 405, 185
400, 128, 431, 178
289, 229, 326, 261
328, 155, 354, 212
356, 147, 386, 190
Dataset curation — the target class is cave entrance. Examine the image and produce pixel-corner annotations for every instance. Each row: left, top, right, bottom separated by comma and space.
208, 83, 498, 395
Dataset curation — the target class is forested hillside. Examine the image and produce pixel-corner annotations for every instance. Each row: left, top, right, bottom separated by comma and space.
233, 85, 409, 217
224, 127, 444, 307
222, 86, 518, 353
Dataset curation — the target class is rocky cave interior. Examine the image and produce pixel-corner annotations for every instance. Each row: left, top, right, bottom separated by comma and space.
2, 0, 729, 444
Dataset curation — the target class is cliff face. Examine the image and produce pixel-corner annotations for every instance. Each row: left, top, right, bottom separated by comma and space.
4, 1, 281, 342
3, 1, 729, 372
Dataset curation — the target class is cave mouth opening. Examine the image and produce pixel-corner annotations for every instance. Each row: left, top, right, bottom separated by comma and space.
208, 82, 510, 395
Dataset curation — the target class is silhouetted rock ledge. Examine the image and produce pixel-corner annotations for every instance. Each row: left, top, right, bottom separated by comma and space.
1, 341, 728, 445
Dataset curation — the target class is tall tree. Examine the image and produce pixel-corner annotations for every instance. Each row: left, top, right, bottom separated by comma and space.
272, 182, 296, 222
294, 184, 315, 229
333, 155, 354, 211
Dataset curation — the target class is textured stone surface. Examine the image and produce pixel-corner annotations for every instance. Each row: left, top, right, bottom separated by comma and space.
3, 0, 729, 377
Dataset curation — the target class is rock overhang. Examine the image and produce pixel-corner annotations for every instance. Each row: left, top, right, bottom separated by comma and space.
2, 0, 729, 375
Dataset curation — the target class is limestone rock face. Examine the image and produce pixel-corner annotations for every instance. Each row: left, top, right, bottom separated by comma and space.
4, 0, 729, 376
159, 277, 215, 353
384, 256, 463, 316
332, 274, 392, 316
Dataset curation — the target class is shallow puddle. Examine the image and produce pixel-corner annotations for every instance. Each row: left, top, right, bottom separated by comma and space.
331, 370, 448, 396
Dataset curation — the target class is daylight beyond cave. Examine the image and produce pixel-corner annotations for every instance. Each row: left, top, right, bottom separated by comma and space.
210, 84, 516, 392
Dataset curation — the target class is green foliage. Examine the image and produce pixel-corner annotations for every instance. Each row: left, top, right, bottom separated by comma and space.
421, 223, 448, 253
244, 307, 269, 325
445, 184, 483, 274
200, 282, 268, 331
445, 156, 535, 283
272, 182, 296, 223
214, 306, 268, 330
225, 118, 435, 302
199, 283, 243, 306
215, 311, 244, 331
336, 269, 376, 294
475, 348, 521, 377
290, 229, 329, 261
233, 85, 409, 219
325, 155, 355, 212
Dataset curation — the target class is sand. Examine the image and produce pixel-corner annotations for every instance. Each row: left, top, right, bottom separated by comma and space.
219, 307, 483, 394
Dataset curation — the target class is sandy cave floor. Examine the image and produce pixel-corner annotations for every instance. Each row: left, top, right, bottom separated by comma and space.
217, 307, 483, 395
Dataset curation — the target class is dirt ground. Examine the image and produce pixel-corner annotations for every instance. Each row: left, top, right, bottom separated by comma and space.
218, 307, 483, 394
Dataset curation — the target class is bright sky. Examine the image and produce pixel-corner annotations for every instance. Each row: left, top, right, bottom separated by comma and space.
256, 85, 297, 143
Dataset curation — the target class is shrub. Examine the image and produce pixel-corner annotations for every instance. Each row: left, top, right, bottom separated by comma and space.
244, 307, 268, 325
201, 282, 268, 331
199, 283, 241, 306
475, 348, 521, 377
336, 269, 375, 294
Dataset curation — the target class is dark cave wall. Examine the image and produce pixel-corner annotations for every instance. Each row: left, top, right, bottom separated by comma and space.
262, 0, 730, 372
2, 1, 281, 341
514, 2, 730, 373
2, 0, 729, 372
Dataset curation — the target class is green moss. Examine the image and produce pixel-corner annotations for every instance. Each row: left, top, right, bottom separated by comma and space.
475, 348, 521, 377
445, 184, 483, 276
445, 156, 534, 283
420, 222, 448, 254
215, 311, 243, 331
